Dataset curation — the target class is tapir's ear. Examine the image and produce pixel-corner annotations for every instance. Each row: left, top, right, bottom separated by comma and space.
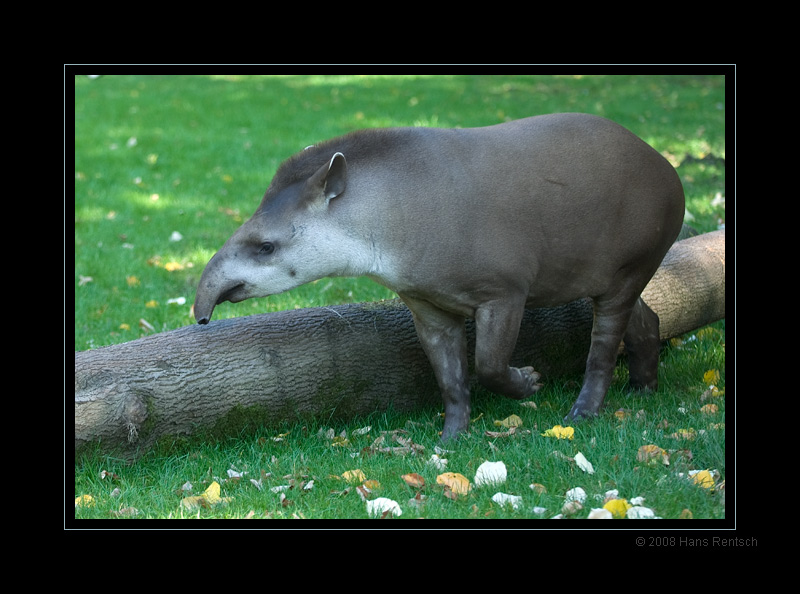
307, 152, 347, 206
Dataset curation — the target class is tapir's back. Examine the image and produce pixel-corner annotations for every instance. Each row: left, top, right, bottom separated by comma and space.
339, 113, 684, 307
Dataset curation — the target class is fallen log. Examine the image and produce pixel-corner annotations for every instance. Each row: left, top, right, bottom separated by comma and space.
74, 230, 725, 455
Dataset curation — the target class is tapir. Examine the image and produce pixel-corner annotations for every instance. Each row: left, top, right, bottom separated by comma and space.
194, 113, 685, 440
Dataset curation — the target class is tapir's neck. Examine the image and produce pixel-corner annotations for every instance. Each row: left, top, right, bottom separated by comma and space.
328, 192, 402, 290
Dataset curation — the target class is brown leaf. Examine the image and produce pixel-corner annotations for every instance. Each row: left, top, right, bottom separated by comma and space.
401, 473, 425, 489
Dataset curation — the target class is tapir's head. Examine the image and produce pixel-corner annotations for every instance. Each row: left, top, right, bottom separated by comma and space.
194, 152, 350, 324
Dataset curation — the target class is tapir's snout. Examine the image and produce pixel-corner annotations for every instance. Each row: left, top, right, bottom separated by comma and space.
194, 249, 247, 324
193, 289, 219, 325
194, 283, 246, 324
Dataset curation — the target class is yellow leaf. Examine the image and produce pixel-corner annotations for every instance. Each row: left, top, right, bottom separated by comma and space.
145, 300, 158, 308
164, 261, 184, 271
119, 323, 130, 331
603, 498, 632, 518
126, 275, 140, 287
180, 481, 229, 510
342, 469, 367, 484
180, 495, 206, 510
541, 425, 574, 440
436, 472, 472, 495
75, 494, 95, 508
637, 444, 669, 465
203, 481, 222, 505
668, 428, 697, 440
494, 414, 523, 428
363, 479, 381, 489
331, 435, 350, 447
696, 327, 719, 340
703, 369, 720, 385
691, 469, 715, 489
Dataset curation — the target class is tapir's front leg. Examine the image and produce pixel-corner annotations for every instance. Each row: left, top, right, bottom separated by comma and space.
401, 295, 471, 441
474, 298, 542, 399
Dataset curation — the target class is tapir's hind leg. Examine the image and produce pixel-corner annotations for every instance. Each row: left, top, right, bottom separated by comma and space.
565, 295, 638, 420
623, 298, 660, 391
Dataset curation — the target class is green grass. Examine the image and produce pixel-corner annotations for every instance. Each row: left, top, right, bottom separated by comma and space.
72, 72, 727, 522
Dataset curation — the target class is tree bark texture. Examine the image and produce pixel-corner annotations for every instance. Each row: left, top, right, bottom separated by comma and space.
74, 230, 725, 455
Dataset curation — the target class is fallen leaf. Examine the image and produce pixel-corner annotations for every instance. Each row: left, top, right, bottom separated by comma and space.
494, 414, 523, 428
565, 487, 587, 503
603, 498, 632, 518
700, 403, 719, 415
529, 483, 547, 494
342, 469, 367, 484
668, 428, 697, 440
110, 507, 139, 517
588, 508, 613, 519
474, 461, 507, 487
401, 473, 426, 489
637, 444, 670, 466
541, 425, 574, 440
491, 492, 522, 510
427, 454, 448, 470
75, 494, 95, 508
626, 506, 658, 519
407, 492, 427, 510
689, 469, 716, 489
574, 452, 594, 474
201, 481, 222, 505
436, 472, 472, 495
367, 497, 402, 518
180, 480, 230, 510
703, 369, 720, 386
484, 427, 518, 438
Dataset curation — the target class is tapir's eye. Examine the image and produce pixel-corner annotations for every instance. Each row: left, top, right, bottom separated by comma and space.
259, 242, 275, 255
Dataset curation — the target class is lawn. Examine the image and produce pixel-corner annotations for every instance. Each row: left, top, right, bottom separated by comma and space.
72, 72, 727, 524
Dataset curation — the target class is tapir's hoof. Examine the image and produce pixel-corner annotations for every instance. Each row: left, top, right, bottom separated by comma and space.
629, 379, 658, 393
440, 423, 469, 443
564, 403, 599, 423
517, 366, 543, 399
